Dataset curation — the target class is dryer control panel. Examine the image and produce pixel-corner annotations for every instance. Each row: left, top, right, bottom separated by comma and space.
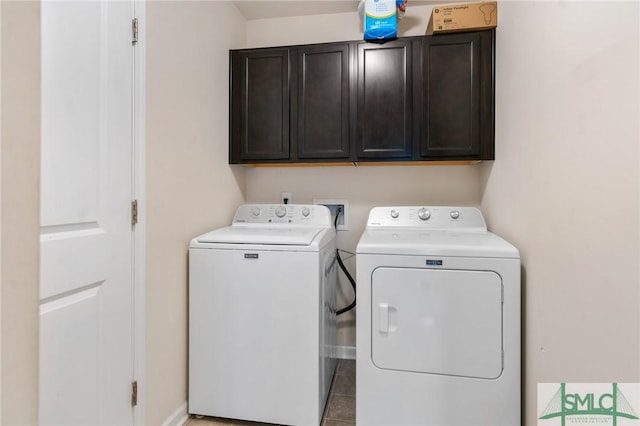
366, 206, 487, 230
233, 204, 332, 226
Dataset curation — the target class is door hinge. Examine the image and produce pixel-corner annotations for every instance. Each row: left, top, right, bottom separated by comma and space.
132, 18, 139, 45
131, 200, 138, 225
131, 380, 138, 406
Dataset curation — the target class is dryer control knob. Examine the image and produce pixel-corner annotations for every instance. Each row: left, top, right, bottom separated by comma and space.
390, 209, 400, 219
418, 208, 431, 221
301, 207, 310, 217
275, 206, 287, 218
450, 210, 460, 219
252, 207, 262, 217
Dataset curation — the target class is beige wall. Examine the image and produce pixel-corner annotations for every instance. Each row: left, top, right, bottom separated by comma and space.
246, 4, 433, 47
145, 2, 246, 424
480, 2, 640, 424
0, 1, 40, 424
245, 1, 640, 423
245, 4, 484, 347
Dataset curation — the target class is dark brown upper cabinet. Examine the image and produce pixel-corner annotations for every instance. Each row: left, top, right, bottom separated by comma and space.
294, 43, 351, 160
229, 30, 495, 165
418, 30, 495, 160
230, 48, 290, 162
356, 39, 413, 159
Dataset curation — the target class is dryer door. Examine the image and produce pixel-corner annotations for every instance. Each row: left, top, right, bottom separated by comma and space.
371, 267, 502, 379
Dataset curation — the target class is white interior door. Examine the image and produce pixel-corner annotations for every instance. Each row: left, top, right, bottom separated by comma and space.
40, 1, 135, 425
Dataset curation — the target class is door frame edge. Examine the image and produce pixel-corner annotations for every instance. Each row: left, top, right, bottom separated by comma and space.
133, 0, 146, 424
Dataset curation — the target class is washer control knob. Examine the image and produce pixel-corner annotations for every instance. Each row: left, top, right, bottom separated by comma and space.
301, 207, 310, 217
252, 207, 261, 217
418, 208, 431, 221
450, 210, 460, 219
390, 209, 400, 219
275, 206, 287, 218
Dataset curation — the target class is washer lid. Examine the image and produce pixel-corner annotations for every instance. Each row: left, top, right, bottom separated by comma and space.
196, 226, 325, 246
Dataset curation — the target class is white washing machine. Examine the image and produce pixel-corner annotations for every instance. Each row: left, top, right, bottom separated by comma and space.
356, 206, 520, 426
189, 204, 337, 426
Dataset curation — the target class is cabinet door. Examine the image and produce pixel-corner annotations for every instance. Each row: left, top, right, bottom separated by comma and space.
230, 49, 290, 162
421, 31, 494, 159
296, 44, 350, 160
356, 40, 413, 159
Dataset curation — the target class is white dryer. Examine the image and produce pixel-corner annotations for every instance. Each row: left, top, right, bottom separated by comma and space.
189, 204, 337, 426
356, 206, 520, 426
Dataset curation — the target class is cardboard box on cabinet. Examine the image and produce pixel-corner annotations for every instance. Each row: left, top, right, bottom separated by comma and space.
426, 1, 497, 35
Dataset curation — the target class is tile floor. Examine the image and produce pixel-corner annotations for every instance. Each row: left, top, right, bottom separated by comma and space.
185, 359, 356, 426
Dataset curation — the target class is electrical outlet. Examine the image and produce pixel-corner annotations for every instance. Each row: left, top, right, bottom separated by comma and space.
314, 199, 349, 231
281, 192, 292, 204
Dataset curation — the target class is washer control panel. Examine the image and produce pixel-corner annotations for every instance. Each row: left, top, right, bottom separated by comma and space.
233, 204, 332, 226
366, 206, 486, 230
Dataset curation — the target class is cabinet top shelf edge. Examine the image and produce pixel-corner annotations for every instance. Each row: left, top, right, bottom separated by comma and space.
229, 29, 496, 53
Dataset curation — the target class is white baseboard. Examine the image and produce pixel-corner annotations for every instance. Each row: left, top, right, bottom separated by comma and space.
162, 401, 189, 426
335, 345, 356, 360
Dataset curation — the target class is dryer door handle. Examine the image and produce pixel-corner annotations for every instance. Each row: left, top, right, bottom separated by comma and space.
378, 303, 389, 333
